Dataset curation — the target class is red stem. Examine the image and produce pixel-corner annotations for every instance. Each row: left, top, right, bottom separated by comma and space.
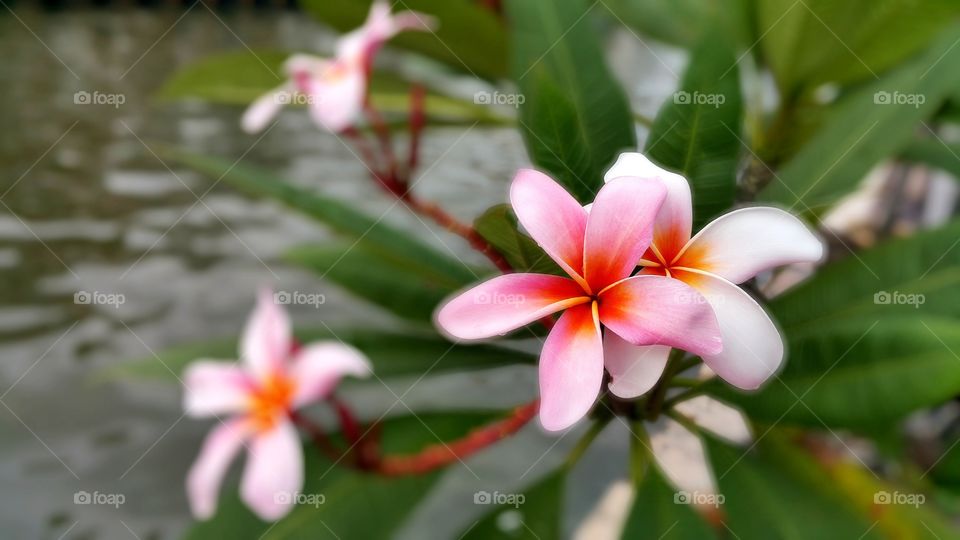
288, 410, 349, 464
376, 400, 539, 476
407, 84, 426, 175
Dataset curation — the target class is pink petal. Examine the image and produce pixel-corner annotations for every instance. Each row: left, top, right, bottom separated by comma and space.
183, 361, 253, 418
510, 169, 588, 281
673, 396, 752, 446
604, 152, 692, 260
240, 419, 303, 521
241, 85, 291, 134
539, 303, 604, 431
290, 342, 372, 407
603, 334, 669, 399
241, 289, 292, 382
305, 63, 366, 133
648, 417, 717, 495
435, 273, 588, 340
680, 270, 784, 389
597, 275, 722, 357
677, 207, 824, 283
391, 11, 439, 33
186, 419, 249, 520
582, 177, 665, 291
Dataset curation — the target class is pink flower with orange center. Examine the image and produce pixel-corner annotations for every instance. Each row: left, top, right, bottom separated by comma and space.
436, 170, 723, 431
183, 290, 371, 521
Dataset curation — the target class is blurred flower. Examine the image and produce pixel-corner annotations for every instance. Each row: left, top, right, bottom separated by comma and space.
436, 170, 722, 431
602, 153, 824, 397
242, 1, 436, 133
183, 289, 371, 521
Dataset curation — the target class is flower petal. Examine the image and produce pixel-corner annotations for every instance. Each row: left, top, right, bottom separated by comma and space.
290, 342, 372, 407
304, 64, 366, 133
582, 177, 666, 291
677, 207, 824, 283
603, 333, 669, 399
673, 396, 752, 446
241, 289, 292, 382
679, 270, 784, 389
240, 419, 303, 521
435, 273, 587, 340
648, 417, 717, 495
597, 275, 722, 357
604, 152, 692, 260
183, 361, 253, 418
241, 85, 291, 134
539, 303, 604, 431
510, 169, 588, 281
186, 419, 249, 520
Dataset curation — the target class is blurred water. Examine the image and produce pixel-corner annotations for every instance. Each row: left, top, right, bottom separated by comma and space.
0, 7, 686, 539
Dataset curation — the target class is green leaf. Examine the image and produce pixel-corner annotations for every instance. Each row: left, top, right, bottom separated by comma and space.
186, 412, 497, 539
900, 137, 960, 180
156, 50, 504, 125
645, 27, 743, 227
712, 221, 960, 428
760, 25, 960, 210
299, 0, 507, 80
757, 0, 960, 93
459, 469, 565, 540
602, 0, 750, 49
285, 243, 462, 323
621, 465, 716, 539
474, 205, 563, 275
102, 329, 534, 383
507, 0, 636, 203
158, 148, 477, 287
706, 433, 878, 539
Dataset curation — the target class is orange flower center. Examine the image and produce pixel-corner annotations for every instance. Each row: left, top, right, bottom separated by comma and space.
248, 373, 296, 432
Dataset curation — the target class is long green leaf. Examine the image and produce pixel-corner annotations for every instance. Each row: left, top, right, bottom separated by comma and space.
459, 469, 565, 540
900, 138, 960, 180
621, 464, 716, 539
645, 27, 743, 227
474, 205, 563, 275
507, 0, 636, 203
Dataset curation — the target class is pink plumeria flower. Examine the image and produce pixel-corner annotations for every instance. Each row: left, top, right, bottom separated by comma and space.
183, 290, 371, 521
601, 153, 824, 398
242, 1, 436, 133
436, 170, 723, 431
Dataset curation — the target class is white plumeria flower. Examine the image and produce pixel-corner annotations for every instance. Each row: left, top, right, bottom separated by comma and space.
601, 152, 825, 397
183, 289, 371, 521
242, 0, 436, 133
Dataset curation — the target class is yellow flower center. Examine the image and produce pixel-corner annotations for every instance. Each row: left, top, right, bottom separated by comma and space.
247, 373, 296, 432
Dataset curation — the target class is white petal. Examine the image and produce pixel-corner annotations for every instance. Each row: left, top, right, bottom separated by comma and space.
648, 417, 717, 495
673, 396, 752, 446
241, 85, 291, 134
240, 419, 304, 521
680, 207, 824, 284
183, 360, 252, 418
290, 342, 371, 407
241, 289, 292, 382
186, 419, 249, 520
603, 332, 669, 398
305, 64, 366, 132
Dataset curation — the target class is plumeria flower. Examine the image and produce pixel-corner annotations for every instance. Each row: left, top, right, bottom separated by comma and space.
436, 170, 723, 431
184, 290, 371, 521
242, 1, 436, 133
602, 153, 824, 397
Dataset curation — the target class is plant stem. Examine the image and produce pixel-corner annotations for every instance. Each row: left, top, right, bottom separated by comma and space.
565, 417, 611, 468
288, 409, 350, 464
376, 399, 539, 476
407, 84, 426, 175
628, 420, 649, 485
